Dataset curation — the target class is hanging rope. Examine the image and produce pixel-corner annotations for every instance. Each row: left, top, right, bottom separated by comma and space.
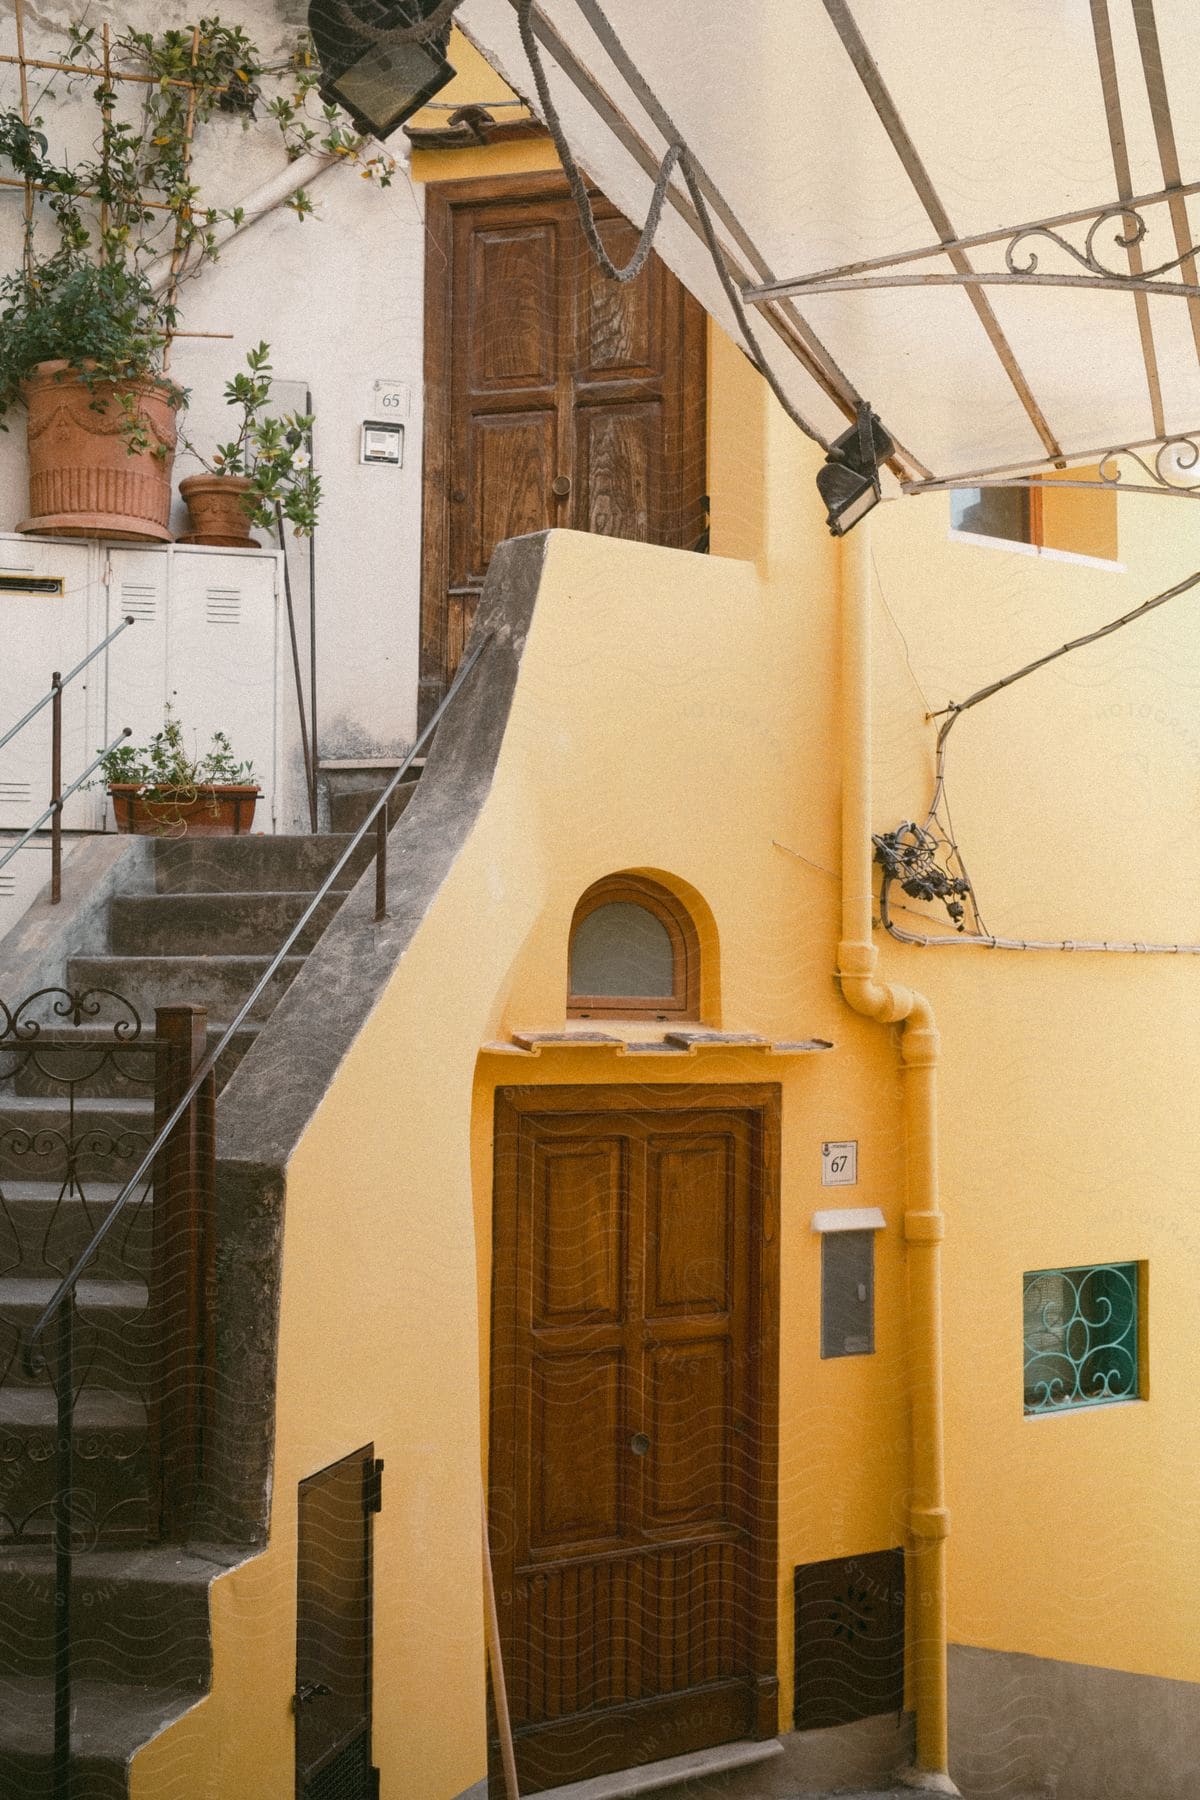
514, 0, 827, 443
323, 0, 461, 47
516, 0, 681, 283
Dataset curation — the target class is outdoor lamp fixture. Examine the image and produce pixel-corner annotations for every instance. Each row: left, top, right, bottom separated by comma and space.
816, 403, 894, 536
307, 0, 457, 138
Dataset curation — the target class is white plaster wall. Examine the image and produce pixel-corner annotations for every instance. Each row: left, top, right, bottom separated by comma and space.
0, 0, 427, 764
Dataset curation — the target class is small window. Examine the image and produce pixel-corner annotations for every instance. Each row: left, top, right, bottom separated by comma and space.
1023, 1262, 1141, 1414
568, 875, 699, 1019
952, 467, 1118, 562
951, 485, 1031, 546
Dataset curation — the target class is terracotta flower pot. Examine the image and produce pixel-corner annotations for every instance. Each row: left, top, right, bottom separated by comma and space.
108, 783, 259, 838
18, 361, 179, 542
178, 472, 256, 547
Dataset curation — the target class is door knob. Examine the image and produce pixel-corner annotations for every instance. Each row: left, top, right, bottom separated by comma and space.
551, 475, 571, 500
629, 1432, 651, 1457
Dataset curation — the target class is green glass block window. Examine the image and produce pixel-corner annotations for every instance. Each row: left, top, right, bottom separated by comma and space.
1023, 1263, 1140, 1415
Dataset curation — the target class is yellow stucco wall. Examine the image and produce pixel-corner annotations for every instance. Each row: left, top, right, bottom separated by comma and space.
132, 413, 915, 1796
868, 482, 1200, 1686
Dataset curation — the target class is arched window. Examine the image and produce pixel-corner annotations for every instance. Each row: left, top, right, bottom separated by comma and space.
568, 875, 700, 1020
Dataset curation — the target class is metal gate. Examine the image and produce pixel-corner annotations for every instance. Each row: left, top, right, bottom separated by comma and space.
296, 1446, 383, 1800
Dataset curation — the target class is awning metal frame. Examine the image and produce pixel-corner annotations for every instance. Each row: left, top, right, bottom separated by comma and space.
484, 0, 1200, 499
741, 195, 1200, 306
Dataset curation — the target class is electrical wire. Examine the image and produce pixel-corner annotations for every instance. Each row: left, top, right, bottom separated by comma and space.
881, 561, 1200, 954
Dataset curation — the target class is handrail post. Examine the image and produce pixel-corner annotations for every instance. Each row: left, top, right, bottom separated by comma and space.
53, 1299, 74, 1800
50, 670, 62, 905
151, 1005, 215, 1540
374, 808, 387, 921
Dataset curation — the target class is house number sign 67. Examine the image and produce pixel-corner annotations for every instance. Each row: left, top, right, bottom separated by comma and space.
822, 1140, 858, 1186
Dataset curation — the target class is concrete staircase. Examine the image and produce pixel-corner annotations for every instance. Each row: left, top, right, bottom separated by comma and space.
0, 827, 388, 1796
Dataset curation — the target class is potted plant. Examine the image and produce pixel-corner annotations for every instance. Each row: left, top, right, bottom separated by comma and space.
179, 342, 321, 543
98, 707, 259, 837
0, 22, 391, 541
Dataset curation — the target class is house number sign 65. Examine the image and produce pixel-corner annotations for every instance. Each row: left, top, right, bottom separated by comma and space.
822, 1140, 858, 1186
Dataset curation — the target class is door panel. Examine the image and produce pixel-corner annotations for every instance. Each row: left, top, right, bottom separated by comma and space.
491, 1086, 779, 1795
295, 1446, 378, 1800
586, 218, 659, 372
464, 412, 558, 584
469, 224, 560, 385
578, 404, 660, 541
533, 1139, 625, 1323
532, 1350, 623, 1546
422, 176, 707, 723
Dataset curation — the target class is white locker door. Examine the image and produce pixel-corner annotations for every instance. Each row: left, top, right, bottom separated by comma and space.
104, 547, 281, 834
0, 839, 56, 939
0, 538, 103, 831
104, 548, 172, 815
164, 550, 279, 830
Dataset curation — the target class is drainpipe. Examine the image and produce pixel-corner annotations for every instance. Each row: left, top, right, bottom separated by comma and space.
835, 518, 957, 1794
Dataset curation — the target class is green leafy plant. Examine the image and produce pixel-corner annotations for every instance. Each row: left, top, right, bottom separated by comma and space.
98, 706, 255, 797
0, 16, 396, 435
184, 341, 321, 535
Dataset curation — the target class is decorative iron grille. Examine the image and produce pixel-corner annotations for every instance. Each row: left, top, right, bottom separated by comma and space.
0, 987, 159, 1544
793, 1548, 905, 1731
302, 1733, 372, 1800
1023, 1262, 1140, 1415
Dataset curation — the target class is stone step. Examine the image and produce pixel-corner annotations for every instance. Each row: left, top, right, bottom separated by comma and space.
0, 1182, 152, 1282
0, 1676, 200, 1800
152, 833, 373, 895
109, 889, 345, 958
0, 1543, 237, 1684
0, 1274, 152, 1397
67, 955, 306, 1026
5, 1023, 260, 1098
328, 776, 419, 837
0, 1387, 149, 1545
529, 1740, 784, 1800
0, 1096, 155, 1182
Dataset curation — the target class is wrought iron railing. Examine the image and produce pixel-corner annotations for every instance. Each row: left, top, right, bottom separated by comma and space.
0, 613, 136, 905
15, 629, 491, 1796
0, 983, 214, 1799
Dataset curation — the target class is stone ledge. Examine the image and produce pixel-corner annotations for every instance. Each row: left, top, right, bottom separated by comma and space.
531, 1738, 783, 1800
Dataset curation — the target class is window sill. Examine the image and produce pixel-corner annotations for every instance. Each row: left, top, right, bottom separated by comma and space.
480, 1026, 834, 1058
948, 527, 1124, 572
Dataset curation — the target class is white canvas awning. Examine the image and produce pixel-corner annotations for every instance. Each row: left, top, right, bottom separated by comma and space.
456, 0, 1200, 500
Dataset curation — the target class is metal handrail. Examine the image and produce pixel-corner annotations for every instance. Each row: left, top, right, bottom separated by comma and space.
0, 614, 135, 755
24, 629, 493, 1367
0, 727, 131, 876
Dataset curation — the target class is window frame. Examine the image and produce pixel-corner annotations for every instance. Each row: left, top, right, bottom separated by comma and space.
1022, 1260, 1144, 1417
567, 874, 700, 1020
949, 476, 1122, 569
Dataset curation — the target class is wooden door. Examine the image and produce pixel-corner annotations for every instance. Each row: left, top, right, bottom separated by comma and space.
490, 1085, 780, 1795
421, 174, 707, 721
295, 1447, 381, 1800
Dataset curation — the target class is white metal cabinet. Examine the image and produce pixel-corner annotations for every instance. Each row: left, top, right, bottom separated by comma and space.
0, 537, 105, 830
105, 545, 281, 831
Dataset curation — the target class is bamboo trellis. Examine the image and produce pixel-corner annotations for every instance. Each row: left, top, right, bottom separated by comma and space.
2, 0, 234, 344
